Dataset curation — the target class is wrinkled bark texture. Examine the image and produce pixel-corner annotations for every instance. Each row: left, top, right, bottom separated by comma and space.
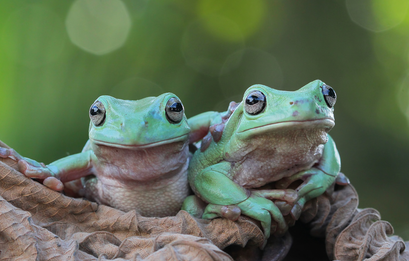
0, 140, 408, 260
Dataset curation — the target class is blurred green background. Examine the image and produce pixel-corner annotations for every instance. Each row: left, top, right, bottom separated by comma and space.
1, 0, 409, 238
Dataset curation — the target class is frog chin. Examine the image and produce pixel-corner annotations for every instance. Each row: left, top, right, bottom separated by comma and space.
238, 118, 335, 138
90, 134, 189, 149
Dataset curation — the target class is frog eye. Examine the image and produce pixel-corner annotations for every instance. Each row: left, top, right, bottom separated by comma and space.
89, 101, 106, 126
245, 90, 266, 115
165, 97, 184, 124
322, 84, 337, 108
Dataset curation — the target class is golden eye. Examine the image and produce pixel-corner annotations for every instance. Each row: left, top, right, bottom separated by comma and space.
245, 90, 266, 115
165, 97, 184, 123
89, 101, 106, 126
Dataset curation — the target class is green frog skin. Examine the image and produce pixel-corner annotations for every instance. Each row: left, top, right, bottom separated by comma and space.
0, 94, 191, 217
182, 80, 341, 239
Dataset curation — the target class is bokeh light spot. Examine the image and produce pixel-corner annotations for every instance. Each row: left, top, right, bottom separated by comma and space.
66, 0, 131, 55
181, 17, 245, 76
1, 5, 65, 67
219, 48, 283, 98
197, 0, 266, 42
346, 0, 409, 32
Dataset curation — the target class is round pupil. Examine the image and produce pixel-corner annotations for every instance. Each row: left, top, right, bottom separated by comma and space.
246, 95, 261, 105
169, 102, 183, 112
90, 105, 101, 116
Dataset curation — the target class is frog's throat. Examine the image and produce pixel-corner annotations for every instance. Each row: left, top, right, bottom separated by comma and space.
90, 134, 189, 149
238, 118, 335, 137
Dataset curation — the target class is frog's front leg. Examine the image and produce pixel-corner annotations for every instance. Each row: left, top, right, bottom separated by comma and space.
0, 147, 63, 190
43, 150, 96, 193
192, 162, 288, 239
0, 147, 95, 192
276, 135, 341, 219
285, 167, 336, 219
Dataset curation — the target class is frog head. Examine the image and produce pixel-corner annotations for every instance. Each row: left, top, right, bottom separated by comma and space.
88, 93, 190, 149
235, 79, 336, 139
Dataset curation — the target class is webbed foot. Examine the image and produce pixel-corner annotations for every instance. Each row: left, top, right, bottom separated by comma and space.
237, 194, 288, 240
276, 167, 337, 220
251, 189, 298, 216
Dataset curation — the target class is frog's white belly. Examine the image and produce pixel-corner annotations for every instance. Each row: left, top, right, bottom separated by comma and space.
84, 167, 190, 217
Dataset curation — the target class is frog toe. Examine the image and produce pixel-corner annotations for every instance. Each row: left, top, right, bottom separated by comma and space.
220, 205, 241, 221
202, 204, 241, 221
290, 203, 303, 220
0, 147, 10, 158
257, 210, 272, 239
238, 195, 288, 239
252, 189, 298, 203
18, 160, 53, 179
290, 198, 306, 220
275, 201, 293, 216
202, 204, 222, 219
258, 208, 286, 237
43, 177, 64, 191
0, 147, 24, 161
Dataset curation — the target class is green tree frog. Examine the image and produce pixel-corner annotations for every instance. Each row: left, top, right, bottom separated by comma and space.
0, 94, 192, 217
182, 80, 341, 239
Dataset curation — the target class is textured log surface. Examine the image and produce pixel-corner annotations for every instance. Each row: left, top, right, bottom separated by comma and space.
0, 140, 408, 260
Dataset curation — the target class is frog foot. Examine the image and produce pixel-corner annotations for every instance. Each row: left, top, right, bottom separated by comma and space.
42, 176, 64, 191
290, 198, 307, 220
237, 194, 288, 240
202, 203, 241, 221
182, 196, 242, 221
274, 197, 306, 221
0, 147, 63, 191
0, 147, 24, 162
251, 189, 298, 216
284, 173, 349, 219
284, 168, 337, 220
19, 160, 64, 191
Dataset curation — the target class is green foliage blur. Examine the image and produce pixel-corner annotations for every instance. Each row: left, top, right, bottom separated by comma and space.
1, 0, 409, 237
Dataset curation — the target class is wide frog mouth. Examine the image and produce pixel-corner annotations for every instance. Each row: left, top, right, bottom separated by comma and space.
238, 118, 335, 138
90, 133, 189, 149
